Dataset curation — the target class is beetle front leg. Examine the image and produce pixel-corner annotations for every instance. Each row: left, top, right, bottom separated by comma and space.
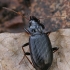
52, 47, 59, 53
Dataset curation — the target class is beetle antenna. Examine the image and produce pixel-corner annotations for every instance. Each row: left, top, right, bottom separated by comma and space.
2, 7, 29, 20
38, 15, 65, 19
2, 7, 65, 20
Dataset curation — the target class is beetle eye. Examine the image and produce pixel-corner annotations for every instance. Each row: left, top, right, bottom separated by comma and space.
29, 22, 31, 27
32, 29, 36, 32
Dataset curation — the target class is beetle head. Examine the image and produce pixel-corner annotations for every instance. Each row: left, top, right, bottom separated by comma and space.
25, 16, 45, 35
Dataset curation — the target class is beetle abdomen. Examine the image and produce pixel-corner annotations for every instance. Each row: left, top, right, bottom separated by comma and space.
29, 34, 53, 70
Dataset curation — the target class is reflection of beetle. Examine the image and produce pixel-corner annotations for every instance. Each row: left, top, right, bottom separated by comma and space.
22, 16, 58, 70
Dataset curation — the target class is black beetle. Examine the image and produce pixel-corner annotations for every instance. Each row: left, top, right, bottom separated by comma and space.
22, 16, 58, 70
2, 6, 59, 70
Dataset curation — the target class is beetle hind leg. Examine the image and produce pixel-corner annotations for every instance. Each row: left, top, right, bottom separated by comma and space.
52, 47, 59, 53
19, 49, 33, 67
19, 42, 29, 64
19, 52, 30, 64
19, 43, 34, 67
25, 52, 30, 55
22, 42, 29, 47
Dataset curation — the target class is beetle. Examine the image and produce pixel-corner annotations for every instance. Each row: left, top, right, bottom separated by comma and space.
22, 16, 58, 70
2, 7, 59, 70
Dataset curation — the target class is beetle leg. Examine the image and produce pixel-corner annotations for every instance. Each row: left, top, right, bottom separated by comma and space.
24, 28, 30, 34
46, 31, 51, 36
25, 52, 30, 55
22, 47, 33, 66
52, 47, 59, 53
19, 42, 29, 64
22, 42, 29, 47
19, 52, 30, 65
19, 44, 34, 67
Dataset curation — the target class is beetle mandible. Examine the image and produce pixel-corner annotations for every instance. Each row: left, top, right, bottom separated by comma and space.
22, 16, 58, 70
